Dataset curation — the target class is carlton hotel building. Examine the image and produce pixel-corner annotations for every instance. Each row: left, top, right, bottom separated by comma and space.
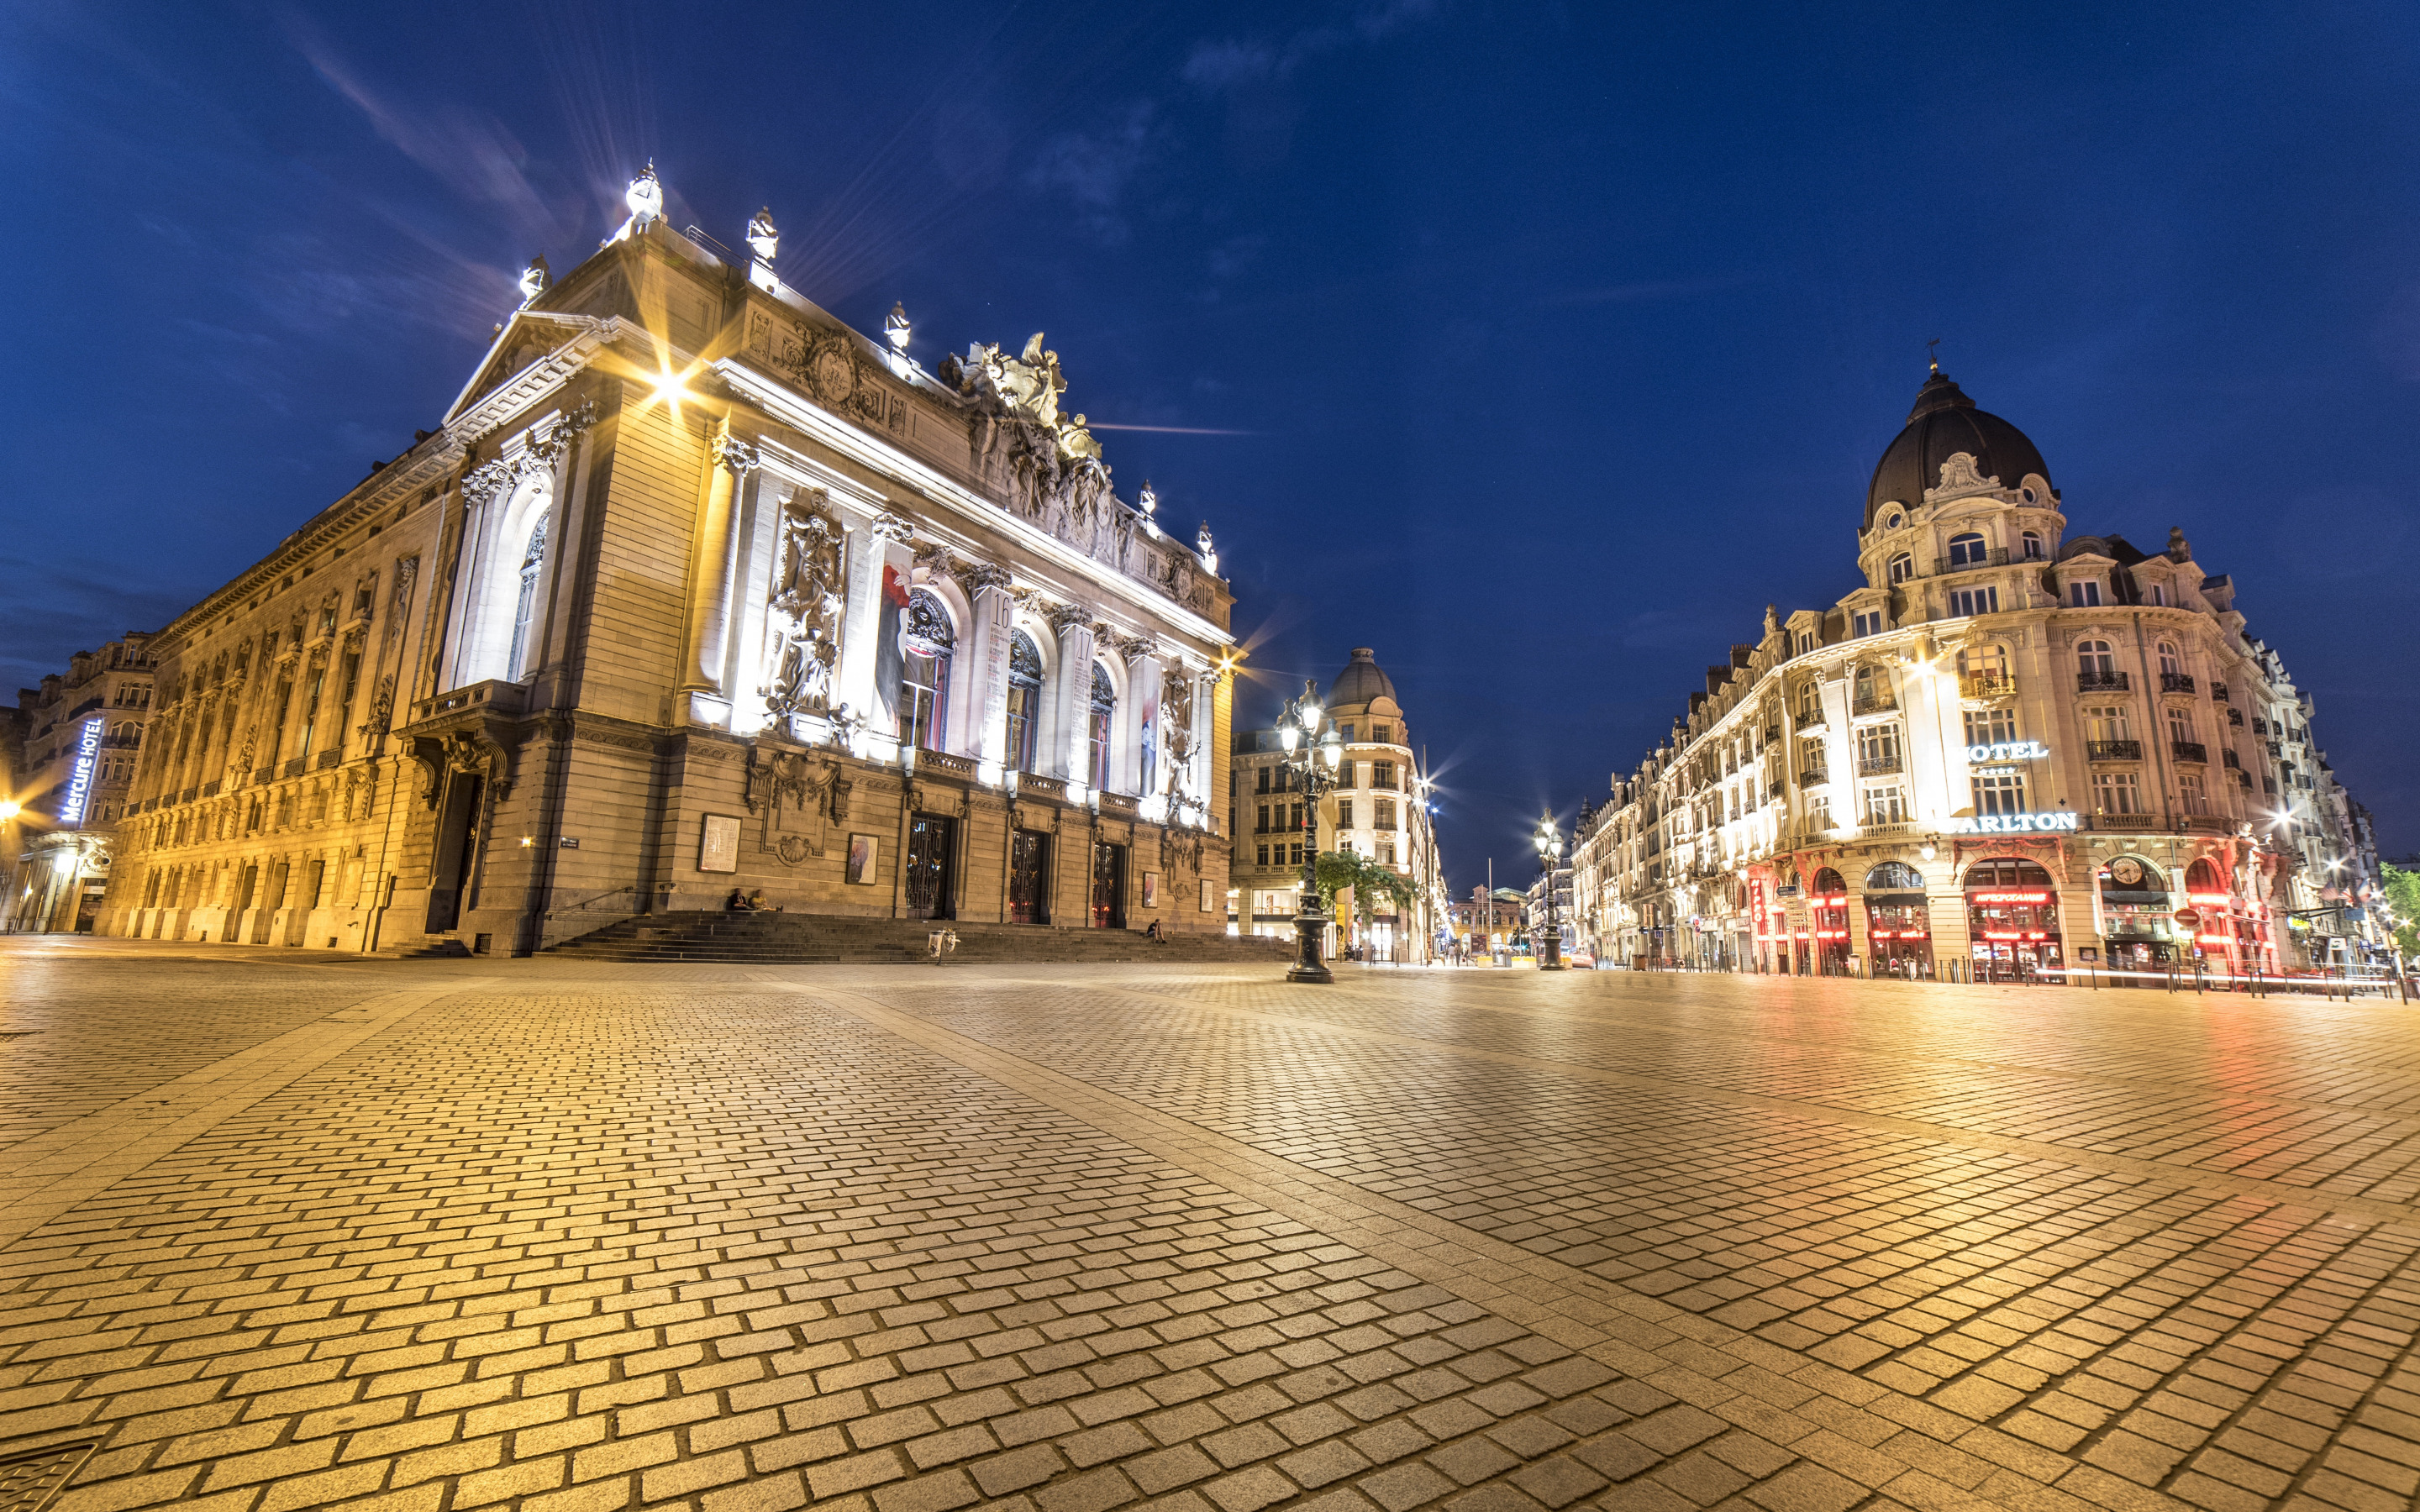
103, 171, 1236, 953
1573, 367, 2382, 980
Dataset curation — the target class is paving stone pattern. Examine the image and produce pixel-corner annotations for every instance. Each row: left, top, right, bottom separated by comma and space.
0, 947, 2417, 1512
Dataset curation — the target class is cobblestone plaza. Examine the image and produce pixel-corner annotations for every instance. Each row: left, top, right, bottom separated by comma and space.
4, 945, 2418, 1512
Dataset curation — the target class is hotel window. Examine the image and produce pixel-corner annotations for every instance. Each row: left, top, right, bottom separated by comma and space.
2167, 707, 2196, 745
1378, 840, 1397, 864
1796, 631, 1815, 655
1852, 609, 1883, 638
1256, 845, 1268, 867
1807, 791, 1832, 825
1855, 724, 1901, 770
1289, 843, 1302, 866
1972, 769, 2027, 816
2144, 583, 2168, 606
1376, 798, 1397, 830
1338, 799, 1355, 828
2070, 580, 2102, 606
2158, 642, 2182, 678
2085, 706, 2131, 743
1372, 723, 1392, 743
2078, 639, 2116, 680
2092, 769, 2144, 815
1256, 767, 1270, 793
1862, 785, 1906, 825
1005, 630, 1044, 773
2180, 772, 2211, 815
1799, 737, 1827, 774
2020, 530, 2044, 559
1947, 532, 1989, 566
1887, 553, 1913, 584
1256, 805, 1270, 833
1948, 585, 1999, 617
1964, 707, 2018, 747
1373, 759, 1396, 789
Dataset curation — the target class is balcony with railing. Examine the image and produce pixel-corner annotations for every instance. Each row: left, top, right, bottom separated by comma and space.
1850, 690, 1897, 716
2211, 683, 2229, 702
1797, 768, 1829, 788
2086, 739, 2142, 762
1933, 546, 2010, 574
2170, 740, 2208, 764
2077, 669, 2130, 692
2160, 671, 2197, 695
2222, 748, 2241, 770
1793, 708, 1825, 731
1856, 753, 1903, 777
1959, 671, 2017, 700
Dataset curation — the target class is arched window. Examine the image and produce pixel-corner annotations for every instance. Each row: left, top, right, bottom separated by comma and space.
2157, 642, 2181, 677
2185, 858, 2225, 899
2020, 530, 2044, 559
1005, 630, 1043, 774
507, 514, 547, 682
1811, 867, 1847, 898
1086, 664, 1117, 790
898, 589, 954, 751
1886, 552, 1913, 585
1958, 643, 2008, 681
2077, 638, 2115, 679
1948, 532, 1988, 567
1866, 861, 1924, 891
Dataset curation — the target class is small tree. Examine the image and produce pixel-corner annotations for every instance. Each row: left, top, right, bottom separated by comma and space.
2383, 863, 2420, 960
1315, 849, 1414, 927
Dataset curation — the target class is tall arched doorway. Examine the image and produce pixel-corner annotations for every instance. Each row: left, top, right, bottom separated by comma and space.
1965, 857, 2063, 982
1864, 861, 1933, 978
2096, 854, 2172, 970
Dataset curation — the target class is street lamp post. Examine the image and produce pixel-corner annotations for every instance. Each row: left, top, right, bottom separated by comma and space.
1277, 680, 1344, 984
1534, 812, 1566, 970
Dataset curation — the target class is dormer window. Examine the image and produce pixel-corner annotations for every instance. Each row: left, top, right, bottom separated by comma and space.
2143, 582, 2167, 607
2021, 486, 2039, 505
1886, 553, 1912, 585
1883, 510, 1904, 529
1851, 609, 1884, 638
1795, 631, 1815, 656
2070, 580, 2102, 607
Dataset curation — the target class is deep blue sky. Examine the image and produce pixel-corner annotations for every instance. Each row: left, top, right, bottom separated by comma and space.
8, 2, 2417, 885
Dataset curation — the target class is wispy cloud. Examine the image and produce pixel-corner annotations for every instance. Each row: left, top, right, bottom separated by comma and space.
1181, 0, 1445, 91
1029, 102, 1160, 244
1539, 273, 1763, 307
289, 20, 566, 249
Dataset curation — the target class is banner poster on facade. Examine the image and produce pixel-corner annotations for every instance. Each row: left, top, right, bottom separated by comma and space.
875, 557, 912, 730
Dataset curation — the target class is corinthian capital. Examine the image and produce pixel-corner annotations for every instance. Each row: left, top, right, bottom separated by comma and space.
870, 510, 914, 543
1045, 601, 1093, 634
713, 428, 761, 478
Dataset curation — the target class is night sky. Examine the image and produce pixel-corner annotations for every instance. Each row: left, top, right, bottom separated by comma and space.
8, 2, 2417, 886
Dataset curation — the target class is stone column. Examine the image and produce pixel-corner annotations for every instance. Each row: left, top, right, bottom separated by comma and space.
1046, 606, 1097, 786
679, 423, 757, 725
833, 512, 913, 750
726, 477, 786, 738
1116, 637, 1161, 801
955, 567, 1015, 765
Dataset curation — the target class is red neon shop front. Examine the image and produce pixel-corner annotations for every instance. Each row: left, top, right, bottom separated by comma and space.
1965, 857, 2064, 980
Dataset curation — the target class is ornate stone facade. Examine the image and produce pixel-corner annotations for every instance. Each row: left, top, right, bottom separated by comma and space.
105, 186, 1237, 953
1572, 369, 2381, 982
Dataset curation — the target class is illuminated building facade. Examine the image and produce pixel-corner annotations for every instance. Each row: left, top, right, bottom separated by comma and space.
1572, 367, 2377, 980
1226, 648, 1447, 960
3, 634, 155, 933
107, 173, 1235, 953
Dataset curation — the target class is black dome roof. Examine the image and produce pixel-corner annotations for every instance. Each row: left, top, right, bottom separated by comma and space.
1326, 647, 1397, 707
1865, 370, 2051, 528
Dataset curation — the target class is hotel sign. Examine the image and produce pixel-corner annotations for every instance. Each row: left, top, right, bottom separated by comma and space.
1964, 740, 2049, 764
1944, 811, 2080, 834
60, 716, 103, 827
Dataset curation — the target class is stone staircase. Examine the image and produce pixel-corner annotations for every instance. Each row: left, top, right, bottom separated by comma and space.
544, 911, 1299, 966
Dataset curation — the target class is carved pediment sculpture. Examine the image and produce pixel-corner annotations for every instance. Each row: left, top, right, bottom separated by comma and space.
1927, 452, 2001, 501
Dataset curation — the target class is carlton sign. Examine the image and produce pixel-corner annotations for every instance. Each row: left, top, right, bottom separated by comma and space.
1943, 811, 2081, 834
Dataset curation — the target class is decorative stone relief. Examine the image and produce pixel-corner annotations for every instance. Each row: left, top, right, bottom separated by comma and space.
764, 492, 846, 723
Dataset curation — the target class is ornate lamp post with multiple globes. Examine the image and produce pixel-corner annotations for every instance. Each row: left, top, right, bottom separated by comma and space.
1534, 811, 1566, 971
1277, 680, 1345, 984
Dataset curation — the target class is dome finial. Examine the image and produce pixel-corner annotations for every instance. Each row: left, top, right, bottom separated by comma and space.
1926, 336, 1941, 375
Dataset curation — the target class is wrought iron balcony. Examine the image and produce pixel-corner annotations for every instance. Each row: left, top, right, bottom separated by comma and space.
1850, 691, 1897, 716
2077, 670, 2130, 692
2086, 739, 2141, 761
1793, 708, 1825, 731
1856, 753, 1903, 777
2170, 740, 2208, 764
1933, 546, 2009, 573
1959, 672, 2016, 699
2160, 672, 2197, 695
2222, 748, 2241, 770
2211, 682, 2229, 702
1797, 769, 1829, 788
1768, 780, 1785, 800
